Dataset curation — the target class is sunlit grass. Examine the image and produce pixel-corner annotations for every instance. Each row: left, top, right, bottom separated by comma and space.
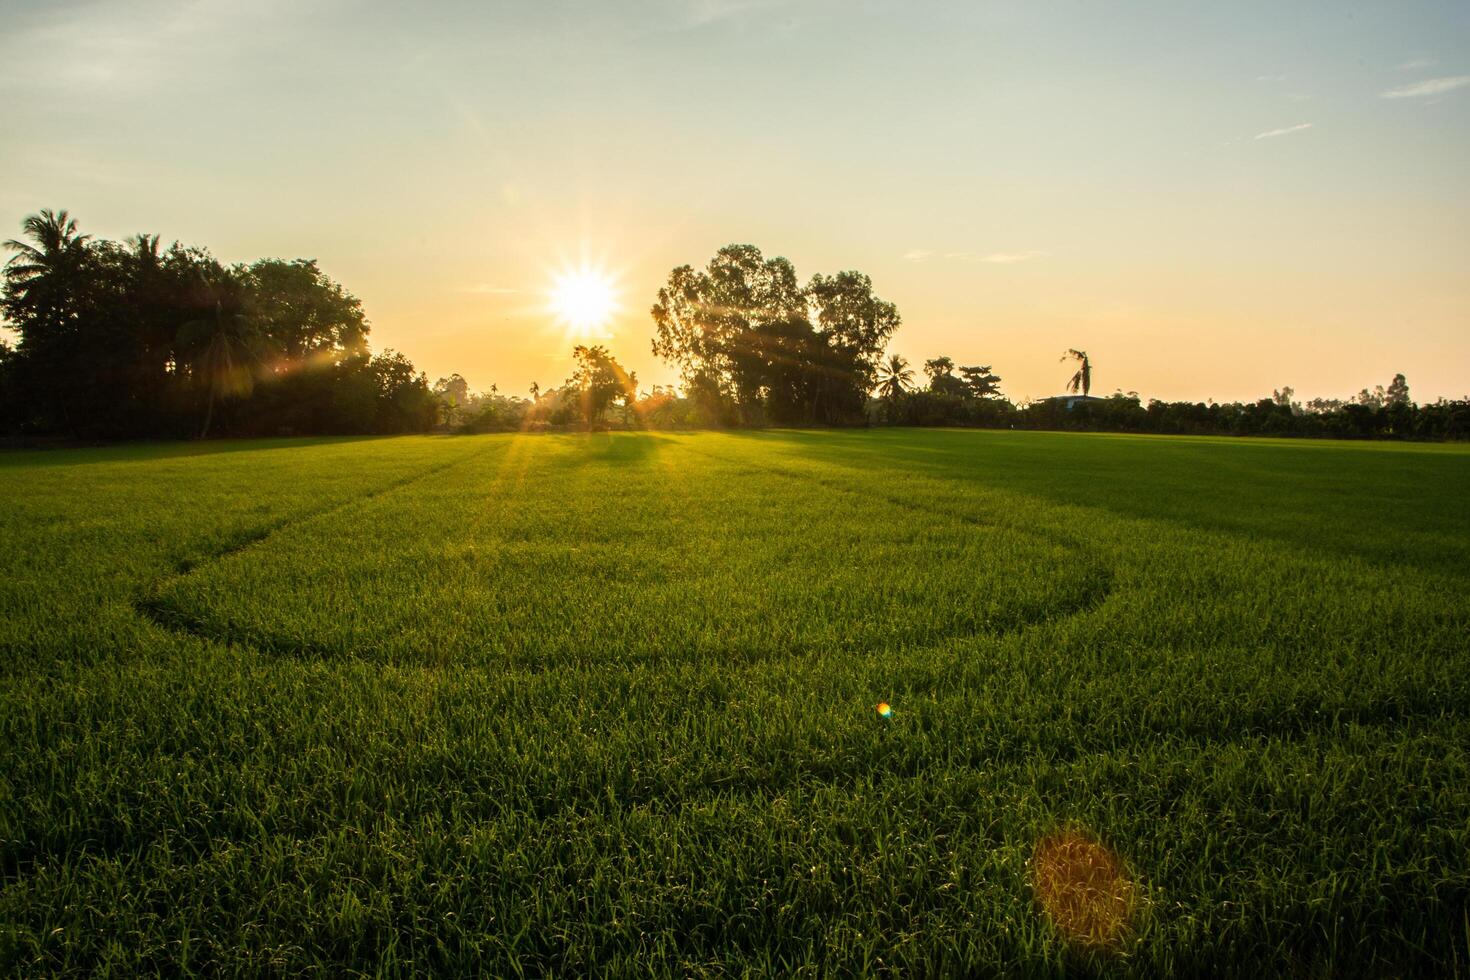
1, 430, 1466, 975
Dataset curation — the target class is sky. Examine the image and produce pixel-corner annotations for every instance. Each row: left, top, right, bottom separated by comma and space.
1, 0, 1467, 403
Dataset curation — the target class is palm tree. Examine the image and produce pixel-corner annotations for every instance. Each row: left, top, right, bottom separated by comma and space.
3, 210, 96, 430
126, 233, 162, 269
2, 209, 92, 337
1061, 349, 1092, 396
876, 354, 914, 402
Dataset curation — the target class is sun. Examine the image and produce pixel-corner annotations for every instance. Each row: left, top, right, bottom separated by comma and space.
549, 265, 619, 337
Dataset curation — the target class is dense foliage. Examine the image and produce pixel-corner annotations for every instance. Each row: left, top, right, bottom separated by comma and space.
0, 210, 437, 439
651, 244, 900, 426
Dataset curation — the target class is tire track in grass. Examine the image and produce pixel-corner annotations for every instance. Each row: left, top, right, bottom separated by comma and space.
666, 436, 1118, 629
131, 444, 496, 646
141, 435, 1111, 667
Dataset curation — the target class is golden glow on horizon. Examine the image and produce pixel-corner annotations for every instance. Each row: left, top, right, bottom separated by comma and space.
548, 264, 620, 339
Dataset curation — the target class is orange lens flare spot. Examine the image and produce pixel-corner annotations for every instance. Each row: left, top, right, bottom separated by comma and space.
875, 702, 892, 718
1030, 828, 1138, 949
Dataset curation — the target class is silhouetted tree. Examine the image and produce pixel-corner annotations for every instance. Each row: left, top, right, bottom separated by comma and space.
959, 364, 1003, 399
1062, 349, 1092, 396
651, 244, 898, 426
245, 258, 368, 364
876, 354, 914, 403
369, 350, 438, 433
2, 210, 94, 431
569, 344, 636, 428
433, 373, 471, 427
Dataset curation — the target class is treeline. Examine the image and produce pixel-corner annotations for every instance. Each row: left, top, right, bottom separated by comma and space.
1013, 388, 1470, 440
0, 210, 437, 439
5, 214, 1464, 442
873, 362, 1470, 440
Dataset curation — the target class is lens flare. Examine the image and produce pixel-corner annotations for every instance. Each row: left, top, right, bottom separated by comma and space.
875, 702, 893, 718
1029, 827, 1139, 949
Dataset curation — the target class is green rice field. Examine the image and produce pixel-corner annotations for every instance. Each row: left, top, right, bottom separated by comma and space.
2, 430, 1468, 976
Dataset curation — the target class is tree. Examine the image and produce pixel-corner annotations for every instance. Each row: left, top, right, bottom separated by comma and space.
2, 209, 92, 336
370, 350, 437, 433
805, 270, 901, 419
433, 373, 471, 427
923, 356, 954, 385
1061, 349, 1092, 396
651, 245, 899, 426
175, 267, 262, 438
0, 209, 443, 440
876, 354, 914, 403
651, 244, 805, 419
1386, 373, 1410, 406
569, 344, 636, 428
959, 364, 1003, 399
2, 209, 95, 430
246, 258, 368, 365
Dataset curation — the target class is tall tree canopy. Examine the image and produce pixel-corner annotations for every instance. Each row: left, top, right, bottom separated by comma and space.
568, 344, 637, 428
0, 210, 435, 439
650, 244, 899, 425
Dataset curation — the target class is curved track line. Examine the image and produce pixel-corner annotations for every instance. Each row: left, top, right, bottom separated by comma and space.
131, 446, 493, 645
134, 436, 1115, 662
668, 439, 1119, 627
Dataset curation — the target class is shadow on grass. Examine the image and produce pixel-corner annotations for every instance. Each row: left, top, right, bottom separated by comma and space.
714, 428, 1470, 581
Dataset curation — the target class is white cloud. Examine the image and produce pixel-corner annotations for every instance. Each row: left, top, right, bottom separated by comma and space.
1255, 73, 1288, 82
1396, 57, 1437, 71
1381, 75, 1470, 98
1253, 122, 1313, 140
903, 249, 934, 262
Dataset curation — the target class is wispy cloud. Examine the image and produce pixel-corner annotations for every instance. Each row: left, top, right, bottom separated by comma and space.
461, 284, 522, 295
1396, 57, 1437, 71
1381, 75, 1470, 99
1255, 73, 1288, 82
903, 249, 934, 262
1254, 122, 1313, 140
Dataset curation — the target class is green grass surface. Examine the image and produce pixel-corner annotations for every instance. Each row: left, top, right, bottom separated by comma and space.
2, 429, 1467, 976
